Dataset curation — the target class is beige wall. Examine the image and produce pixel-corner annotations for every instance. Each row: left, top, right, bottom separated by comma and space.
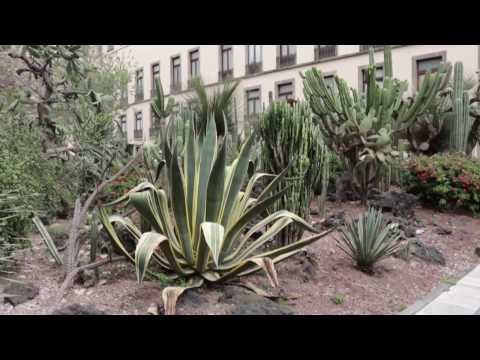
103, 45, 480, 144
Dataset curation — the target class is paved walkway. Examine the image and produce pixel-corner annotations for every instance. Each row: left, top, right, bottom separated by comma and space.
402, 265, 480, 315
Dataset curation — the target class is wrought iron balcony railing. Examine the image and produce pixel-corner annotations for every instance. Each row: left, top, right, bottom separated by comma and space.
315, 46, 337, 60
276, 54, 296, 68
245, 62, 263, 75
133, 129, 143, 140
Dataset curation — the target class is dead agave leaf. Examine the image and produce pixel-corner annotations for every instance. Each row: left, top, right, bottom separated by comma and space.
250, 258, 279, 288
239, 281, 299, 301
240, 281, 270, 297
162, 287, 186, 316
147, 303, 159, 315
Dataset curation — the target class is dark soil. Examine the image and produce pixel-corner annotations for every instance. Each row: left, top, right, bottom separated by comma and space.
1, 201, 479, 315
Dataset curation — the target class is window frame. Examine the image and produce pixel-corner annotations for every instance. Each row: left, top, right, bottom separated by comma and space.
219, 45, 234, 80
322, 70, 338, 91
245, 45, 263, 75
412, 51, 447, 93
171, 55, 182, 93
358, 63, 385, 93
120, 114, 127, 133
275, 79, 295, 101
359, 45, 384, 52
150, 62, 160, 96
189, 48, 200, 81
134, 111, 143, 131
244, 86, 262, 120
277, 45, 297, 68
315, 45, 337, 60
135, 68, 144, 101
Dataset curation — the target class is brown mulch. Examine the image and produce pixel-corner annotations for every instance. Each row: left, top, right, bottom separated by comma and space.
1, 201, 479, 315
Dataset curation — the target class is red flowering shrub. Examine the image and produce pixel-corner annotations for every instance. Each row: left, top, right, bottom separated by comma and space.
402, 153, 480, 215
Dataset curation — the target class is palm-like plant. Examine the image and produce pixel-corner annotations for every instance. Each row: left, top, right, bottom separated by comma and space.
336, 207, 403, 273
99, 114, 333, 314
189, 77, 239, 138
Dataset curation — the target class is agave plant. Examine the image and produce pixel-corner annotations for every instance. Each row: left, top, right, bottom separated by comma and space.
189, 77, 239, 138
99, 114, 333, 314
336, 207, 403, 273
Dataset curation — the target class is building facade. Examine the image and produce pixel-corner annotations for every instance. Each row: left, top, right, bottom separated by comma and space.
99, 45, 480, 144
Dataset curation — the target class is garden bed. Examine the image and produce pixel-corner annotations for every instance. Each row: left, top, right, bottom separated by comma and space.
1, 201, 479, 315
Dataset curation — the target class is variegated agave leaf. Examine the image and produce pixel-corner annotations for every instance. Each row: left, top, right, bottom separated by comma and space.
162, 277, 203, 315
98, 110, 333, 315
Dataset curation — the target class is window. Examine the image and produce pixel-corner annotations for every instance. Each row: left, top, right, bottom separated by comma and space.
134, 112, 143, 140
135, 112, 143, 130
120, 115, 127, 133
276, 81, 294, 101
150, 111, 161, 138
246, 45, 262, 74
107, 45, 114, 52
277, 45, 296, 68
416, 56, 443, 90
189, 49, 200, 79
324, 75, 336, 91
360, 45, 384, 52
171, 56, 181, 92
246, 88, 261, 119
151, 63, 160, 96
135, 69, 144, 101
361, 66, 384, 93
315, 45, 337, 60
219, 45, 233, 80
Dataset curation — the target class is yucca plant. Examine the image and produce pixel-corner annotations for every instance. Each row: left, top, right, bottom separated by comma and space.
99, 113, 333, 314
336, 207, 403, 273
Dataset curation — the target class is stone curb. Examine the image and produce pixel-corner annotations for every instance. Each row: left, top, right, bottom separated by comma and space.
398, 264, 479, 315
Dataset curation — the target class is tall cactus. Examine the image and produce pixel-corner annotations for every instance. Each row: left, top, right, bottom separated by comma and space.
259, 101, 329, 246
303, 45, 452, 204
448, 62, 473, 153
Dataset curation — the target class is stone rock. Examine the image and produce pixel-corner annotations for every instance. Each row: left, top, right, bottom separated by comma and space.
395, 239, 446, 265
433, 225, 453, 235
383, 214, 417, 239
180, 289, 207, 306
404, 226, 417, 238
228, 293, 294, 315
475, 247, 480, 257
293, 250, 318, 282
321, 211, 345, 230
3, 282, 40, 306
370, 191, 418, 218
218, 286, 248, 304
79, 269, 97, 288
51, 303, 107, 315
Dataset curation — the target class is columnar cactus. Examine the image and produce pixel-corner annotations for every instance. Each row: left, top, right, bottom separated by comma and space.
448, 62, 473, 153
303, 46, 452, 204
259, 101, 329, 246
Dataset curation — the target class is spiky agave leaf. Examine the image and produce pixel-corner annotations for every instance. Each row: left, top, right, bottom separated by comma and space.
32, 216, 63, 266
336, 207, 403, 271
98, 109, 333, 315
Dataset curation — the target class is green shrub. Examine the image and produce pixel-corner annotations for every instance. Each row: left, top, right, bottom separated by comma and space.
402, 153, 480, 215
336, 207, 403, 273
0, 109, 77, 221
